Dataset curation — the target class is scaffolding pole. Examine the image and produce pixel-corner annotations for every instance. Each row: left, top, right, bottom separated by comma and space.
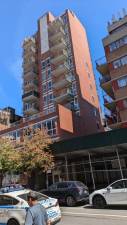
65, 155, 69, 181
116, 147, 123, 179
88, 152, 95, 190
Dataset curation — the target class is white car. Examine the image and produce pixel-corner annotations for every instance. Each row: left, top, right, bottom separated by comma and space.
0, 186, 61, 225
89, 179, 127, 208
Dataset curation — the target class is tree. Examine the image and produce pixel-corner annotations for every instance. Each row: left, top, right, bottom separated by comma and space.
0, 137, 21, 187
18, 127, 54, 187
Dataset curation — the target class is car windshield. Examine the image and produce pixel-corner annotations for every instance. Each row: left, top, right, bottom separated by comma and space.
18, 191, 48, 202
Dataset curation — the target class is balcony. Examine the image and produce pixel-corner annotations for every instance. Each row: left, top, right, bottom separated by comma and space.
52, 63, 70, 77
55, 88, 74, 103
23, 37, 35, 49
23, 80, 38, 91
51, 50, 68, 65
23, 46, 36, 58
50, 38, 66, 52
105, 112, 122, 129
23, 64, 37, 75
100, 75, 111, 85
49, 27, 65, 42
48, 17, 64, 32
23, 69, 38, 78
53, 74, 72, 90
96, 56, 109, 76
104, 95, 116, 111
100, 75, 114, 98
22, 91, 39, 101
24, 104, 39, 115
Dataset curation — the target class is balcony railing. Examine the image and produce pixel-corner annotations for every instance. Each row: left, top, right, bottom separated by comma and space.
51, 50, 68, 65
23, 37, 35, 48
53, 74, 72, 90
23, 80, 38, 91
96, 56, 109, 76
55, 88, 74, 103
50, 38, 66, 52
100, 75, 111, 85
103, 94, 115, 111
52, 63, 70, 77
24, 104, 39, 115
105, 113, 121, 127
48, 17, 64, 32
22, 91, 39, 100
49, 27, 65, 42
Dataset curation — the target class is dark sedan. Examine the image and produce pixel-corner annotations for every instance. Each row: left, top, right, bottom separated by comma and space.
41, 181, 89, 207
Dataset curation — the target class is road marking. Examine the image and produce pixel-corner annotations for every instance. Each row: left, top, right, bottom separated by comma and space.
62, 211, 127, 219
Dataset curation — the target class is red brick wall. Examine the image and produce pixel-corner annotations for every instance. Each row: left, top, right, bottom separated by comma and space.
67, 10, 103, 134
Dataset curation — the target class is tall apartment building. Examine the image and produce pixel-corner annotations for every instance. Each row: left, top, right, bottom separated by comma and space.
96, 10, 127, 129
0, 10, 102, 141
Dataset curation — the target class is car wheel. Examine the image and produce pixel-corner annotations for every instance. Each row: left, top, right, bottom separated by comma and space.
93, 195, 106, 208
7, 219, 20, 225
66, 196, 76, 207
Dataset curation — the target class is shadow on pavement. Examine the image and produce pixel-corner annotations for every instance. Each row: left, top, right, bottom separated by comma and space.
83, 205, 127, 210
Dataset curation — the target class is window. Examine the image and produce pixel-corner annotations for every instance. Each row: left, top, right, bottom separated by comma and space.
48, 93, 53, 104
42, 118, 57, 136
42, 61, 46, 70
118, 76, 127, 88
0, 196, 19, 205
46, 58, 50, 67
57, 182, 68, 189
111, 180, 124, 189
121, 56, 127, 65
72, 82, 77, 95
41, 58, 50, 70
43, 96, 48, 106
113, 56, 127, 69
113, 59, 121, 69
18, 192, 47, 201
47, 69, 51, 79
42, 71, 46, 81
42, 83, 47, 93
47, 81, 52, 91
109, 35, 127, 52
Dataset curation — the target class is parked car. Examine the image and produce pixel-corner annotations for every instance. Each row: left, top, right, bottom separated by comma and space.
89, 179, 127, 208
41, 181, 89, 207
0, 185, 61, 225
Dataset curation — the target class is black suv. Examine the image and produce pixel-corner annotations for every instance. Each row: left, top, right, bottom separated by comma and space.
41, 181, 89, 206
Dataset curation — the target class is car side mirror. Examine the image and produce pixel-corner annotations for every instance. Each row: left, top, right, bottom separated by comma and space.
107, 186, 112, 192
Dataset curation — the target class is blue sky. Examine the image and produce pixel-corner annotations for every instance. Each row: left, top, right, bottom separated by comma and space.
0, 0, 127, 115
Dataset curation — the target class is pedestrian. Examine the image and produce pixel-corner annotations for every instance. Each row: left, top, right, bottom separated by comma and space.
25, 191, 50, 225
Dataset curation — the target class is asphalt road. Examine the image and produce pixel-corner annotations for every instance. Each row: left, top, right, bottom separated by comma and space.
59, 206, 127, 225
